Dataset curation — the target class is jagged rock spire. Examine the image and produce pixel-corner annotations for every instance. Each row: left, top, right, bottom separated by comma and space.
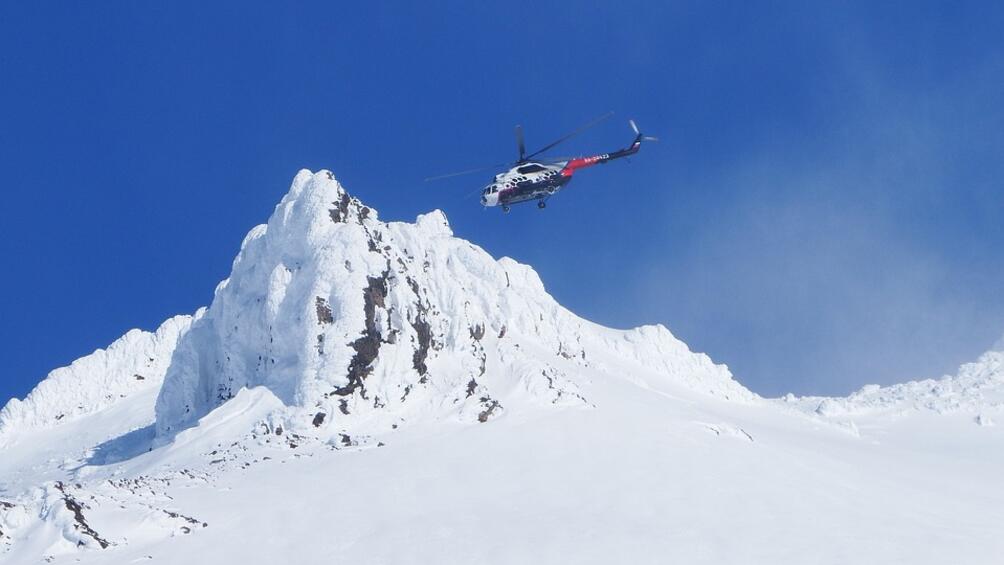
153, 169, 747, 441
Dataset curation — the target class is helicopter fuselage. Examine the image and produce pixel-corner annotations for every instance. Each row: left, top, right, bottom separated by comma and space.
480, 136, 643, 211
480, 163, 567, 208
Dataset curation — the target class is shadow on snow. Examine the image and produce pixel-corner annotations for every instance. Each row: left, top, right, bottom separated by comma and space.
86, 424, 156, 466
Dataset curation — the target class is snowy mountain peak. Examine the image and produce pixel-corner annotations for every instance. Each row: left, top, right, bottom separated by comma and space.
2, 169, 1003, 564
153, 169, 750, 443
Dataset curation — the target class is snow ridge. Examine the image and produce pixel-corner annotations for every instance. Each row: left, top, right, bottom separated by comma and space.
0, 315, 191, 444
782, 349, 1004, 417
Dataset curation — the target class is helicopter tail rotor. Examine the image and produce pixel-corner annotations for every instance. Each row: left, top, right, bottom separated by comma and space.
629, 119, 659, 142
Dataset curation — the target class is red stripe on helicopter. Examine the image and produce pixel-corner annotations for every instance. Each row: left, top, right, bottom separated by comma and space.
560, 154, 606, 177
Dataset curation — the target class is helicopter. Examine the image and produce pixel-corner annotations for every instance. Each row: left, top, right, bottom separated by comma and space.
426, 113, 657, 212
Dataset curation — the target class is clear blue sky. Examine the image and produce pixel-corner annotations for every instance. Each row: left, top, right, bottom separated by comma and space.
2, 2, 1003, 403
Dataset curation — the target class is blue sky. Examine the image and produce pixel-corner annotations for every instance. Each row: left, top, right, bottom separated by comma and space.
2, 2, 1003, 403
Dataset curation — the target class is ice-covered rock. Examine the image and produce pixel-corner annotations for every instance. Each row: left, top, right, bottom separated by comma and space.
153, 169, 751, 439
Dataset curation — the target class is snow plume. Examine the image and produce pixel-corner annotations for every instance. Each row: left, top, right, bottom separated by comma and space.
153, 169, 750, 440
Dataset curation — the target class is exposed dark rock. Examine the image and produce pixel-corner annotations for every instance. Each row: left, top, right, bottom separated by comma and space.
329, 192, 351, 223
339, 399, 350, 415
54, 482, 109, 549
312, 412, 327, 427
469, 324, 485, 341
333, 274, 389, 397
216, 380, 235, 403
362, 227, 384, 254
540, 368, 589, 405
466, 379, 478, 398
315, 297, 334, 325
406, 276, 420, 295
163, 509, 204, 527
338, 331, 380, 397
558, 345, 574, 360
477, 397, 502, 423
133, 374, 145, 381
412, 310, 432, 377
364, 276, 388, 324
407, 277, 433, 376
498, 325, 507, 339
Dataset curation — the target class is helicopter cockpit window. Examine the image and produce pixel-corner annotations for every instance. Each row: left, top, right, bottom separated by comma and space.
517, 164, 546, 174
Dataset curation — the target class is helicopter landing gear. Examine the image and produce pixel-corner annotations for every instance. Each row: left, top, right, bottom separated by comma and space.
537, 200, 547, 209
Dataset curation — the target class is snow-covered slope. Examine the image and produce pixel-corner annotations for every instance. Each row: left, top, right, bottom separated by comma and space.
1, 170, 1002, 565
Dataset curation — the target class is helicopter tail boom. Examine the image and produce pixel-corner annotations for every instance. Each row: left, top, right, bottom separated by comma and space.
559, 119, 656, 177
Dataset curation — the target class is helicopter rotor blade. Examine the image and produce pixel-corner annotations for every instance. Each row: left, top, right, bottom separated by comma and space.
424, 162, 508, 183
515, 125, 526, 161
465, 185, 486, 200
523, 111, 614, 161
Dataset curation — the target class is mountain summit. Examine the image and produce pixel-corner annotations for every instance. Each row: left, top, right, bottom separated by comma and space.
1, 171, 1001, 564
154, 169, 751, 442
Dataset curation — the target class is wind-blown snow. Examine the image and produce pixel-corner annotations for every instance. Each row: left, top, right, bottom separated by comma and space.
1, 169, 1001, 564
